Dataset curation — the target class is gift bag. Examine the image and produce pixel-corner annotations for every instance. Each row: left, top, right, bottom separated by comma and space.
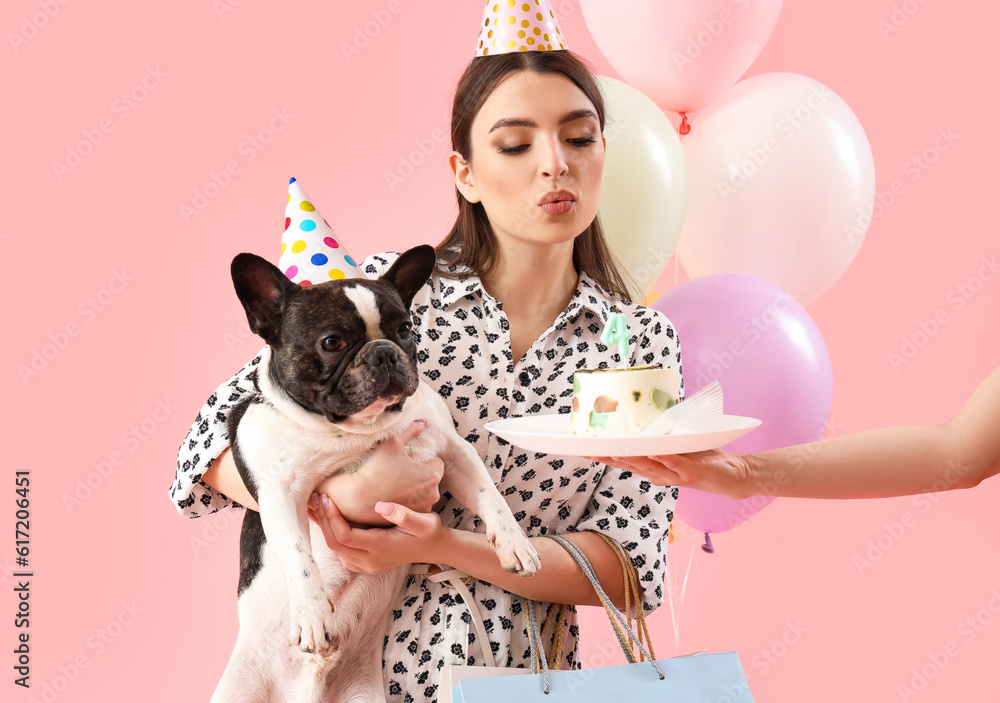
441, 534, 753, 702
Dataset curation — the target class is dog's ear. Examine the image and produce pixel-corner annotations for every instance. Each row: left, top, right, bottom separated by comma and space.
231, 253, 299, 343
380, 245, 436, 309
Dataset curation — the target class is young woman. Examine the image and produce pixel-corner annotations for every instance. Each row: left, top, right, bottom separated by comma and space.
169, 48, 683, 701
592, 366, 999, 500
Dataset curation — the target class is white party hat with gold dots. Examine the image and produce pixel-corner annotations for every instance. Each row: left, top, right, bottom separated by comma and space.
278, 177, 365, 286
476, 0, 567, 56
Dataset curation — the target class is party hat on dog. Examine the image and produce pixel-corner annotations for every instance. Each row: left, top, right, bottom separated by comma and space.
279, 177, 365, 286
475, 0, 567, 56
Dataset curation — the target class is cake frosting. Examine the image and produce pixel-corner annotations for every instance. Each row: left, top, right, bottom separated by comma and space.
569, 365, 681, 436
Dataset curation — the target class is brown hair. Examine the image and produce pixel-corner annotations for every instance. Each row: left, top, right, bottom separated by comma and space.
435, 50, 635, 303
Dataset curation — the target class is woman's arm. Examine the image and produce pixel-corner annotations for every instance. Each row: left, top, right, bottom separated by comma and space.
201, 421, 446, 525
595, 366, 1000, 500
307, 495, 629, 609
201, 447, 259, 510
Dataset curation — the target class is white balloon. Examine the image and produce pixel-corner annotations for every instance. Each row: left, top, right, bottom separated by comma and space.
597, 76, 688, 298
677, 72, 876, 306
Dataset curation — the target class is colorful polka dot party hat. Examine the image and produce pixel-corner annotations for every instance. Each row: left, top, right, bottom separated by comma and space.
279, 177, 365, 286
475, 0, 567, 56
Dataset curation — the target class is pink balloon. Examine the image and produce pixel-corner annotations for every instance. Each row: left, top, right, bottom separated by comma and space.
677, 73, 876, 306
580, 0, 783, 114
652, 274, 833, 535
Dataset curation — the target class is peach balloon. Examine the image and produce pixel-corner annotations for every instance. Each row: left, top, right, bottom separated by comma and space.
581, 0, 783, 115
677, 72, 876, 306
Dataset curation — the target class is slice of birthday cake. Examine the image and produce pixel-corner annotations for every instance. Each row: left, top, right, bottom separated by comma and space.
569, 365, 681, 436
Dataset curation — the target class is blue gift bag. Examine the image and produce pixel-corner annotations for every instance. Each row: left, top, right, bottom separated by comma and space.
455, 652, 751, 701
443, 534, 754, 703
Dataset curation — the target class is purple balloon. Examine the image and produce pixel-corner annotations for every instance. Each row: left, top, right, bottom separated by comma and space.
651, 274, 833, 535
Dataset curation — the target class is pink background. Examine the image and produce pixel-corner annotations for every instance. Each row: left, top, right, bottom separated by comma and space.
3, 1, 999, 701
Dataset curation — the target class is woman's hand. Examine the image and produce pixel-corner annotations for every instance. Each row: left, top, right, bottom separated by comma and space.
316, 420, 445, 527
306, 494, 450, 574
586, 449, 757, 500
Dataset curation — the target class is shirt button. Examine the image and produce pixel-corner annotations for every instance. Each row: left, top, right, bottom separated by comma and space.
518, 371, 530, 386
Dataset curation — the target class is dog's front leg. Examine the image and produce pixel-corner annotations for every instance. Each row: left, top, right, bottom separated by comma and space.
256, 486, 338, 654
439, 438, 542, 576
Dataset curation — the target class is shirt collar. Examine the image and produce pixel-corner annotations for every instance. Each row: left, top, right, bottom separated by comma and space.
438, 266, 619, 324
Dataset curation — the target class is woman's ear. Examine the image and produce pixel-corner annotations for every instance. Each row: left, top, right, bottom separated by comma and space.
449, 151, 480, 203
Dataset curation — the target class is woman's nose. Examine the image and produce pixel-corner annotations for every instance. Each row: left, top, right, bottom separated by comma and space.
538, 138, 569, 178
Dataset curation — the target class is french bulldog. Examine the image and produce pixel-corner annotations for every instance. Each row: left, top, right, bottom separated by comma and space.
210, 245, 541, 703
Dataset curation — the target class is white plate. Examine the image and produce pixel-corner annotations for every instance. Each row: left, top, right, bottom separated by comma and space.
484, 413, 762, 457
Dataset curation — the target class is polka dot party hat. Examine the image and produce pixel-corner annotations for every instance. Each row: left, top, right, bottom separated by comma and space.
279, 177, 365, 286
475, 0, 567, 56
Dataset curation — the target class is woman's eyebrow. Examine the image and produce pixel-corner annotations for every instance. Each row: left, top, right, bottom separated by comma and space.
488, 108, 599, 134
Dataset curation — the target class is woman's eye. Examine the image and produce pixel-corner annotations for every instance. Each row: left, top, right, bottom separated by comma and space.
498, 144, 529, 155
321, 336, 346, 352
397, 322, 413, 341
569, 137, 597, 147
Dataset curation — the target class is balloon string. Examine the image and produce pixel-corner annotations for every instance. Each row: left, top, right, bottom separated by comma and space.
678, 535, 697, 652
666, 529, 699, 653
666, 544, 680, 651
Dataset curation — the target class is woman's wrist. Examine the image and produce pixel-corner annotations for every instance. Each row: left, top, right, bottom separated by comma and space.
419, 523, 460, 566
738, 451, 774, 499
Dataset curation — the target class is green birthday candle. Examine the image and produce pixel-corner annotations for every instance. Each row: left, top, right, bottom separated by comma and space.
600, 312, 630, 368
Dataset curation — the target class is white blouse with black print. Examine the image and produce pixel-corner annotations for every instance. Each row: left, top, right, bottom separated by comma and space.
169, 251, 684, 703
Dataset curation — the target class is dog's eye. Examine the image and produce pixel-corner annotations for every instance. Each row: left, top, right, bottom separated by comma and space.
321, 336, 346, 352
397, 322, 413, 341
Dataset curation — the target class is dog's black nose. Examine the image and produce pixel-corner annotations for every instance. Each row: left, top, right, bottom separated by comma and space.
366, 344, 400, 371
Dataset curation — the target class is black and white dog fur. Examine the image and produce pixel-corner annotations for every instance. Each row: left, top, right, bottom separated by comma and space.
210, 245, 541, 703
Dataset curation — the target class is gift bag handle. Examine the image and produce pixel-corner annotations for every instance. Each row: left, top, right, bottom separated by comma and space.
542, 535, 665, 681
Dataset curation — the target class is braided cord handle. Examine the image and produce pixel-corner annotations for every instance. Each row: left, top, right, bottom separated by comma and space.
587, 530, 658, 664
544, 534, 665, 680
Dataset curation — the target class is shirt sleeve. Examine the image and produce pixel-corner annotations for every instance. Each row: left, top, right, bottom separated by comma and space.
565, 306, 684, 615
360, 251, 399, 278
168, 349, 264, 518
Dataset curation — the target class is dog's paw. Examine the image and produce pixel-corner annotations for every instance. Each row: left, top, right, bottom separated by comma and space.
488, 527, 542, 577
289, 596, 341, 655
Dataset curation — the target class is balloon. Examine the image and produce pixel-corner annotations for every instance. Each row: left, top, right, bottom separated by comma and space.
651, 273, 833, 534
581, 0, 783, 115
677, 72, 876, 307
597, 76, 688, 297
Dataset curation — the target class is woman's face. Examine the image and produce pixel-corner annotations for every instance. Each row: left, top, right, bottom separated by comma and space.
451, 70, 606, 249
